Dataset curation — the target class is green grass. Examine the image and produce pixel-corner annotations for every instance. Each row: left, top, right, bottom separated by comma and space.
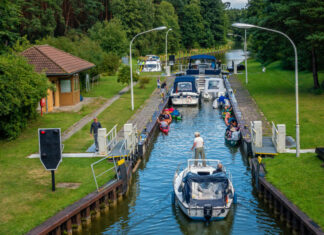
263, 154, 324, 229
0, 74, 157, 234
237, 60, 324, 148
64, 76, 157, 152
81, 75, 125, 99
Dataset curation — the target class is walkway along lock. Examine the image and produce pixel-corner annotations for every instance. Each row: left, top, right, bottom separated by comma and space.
38, 128, 62, 191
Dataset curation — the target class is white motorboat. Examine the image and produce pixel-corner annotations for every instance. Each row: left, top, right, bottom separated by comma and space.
142, 60, 162, 72
170, 76, 200, 106
202, 77, 226, 100
173, 159, 236, 221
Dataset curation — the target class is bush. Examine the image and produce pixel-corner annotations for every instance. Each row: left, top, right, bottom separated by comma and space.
138, 76, 150, 89
117, 65, 139, 85
99, 53, 121, 75
0, 54, 50, 139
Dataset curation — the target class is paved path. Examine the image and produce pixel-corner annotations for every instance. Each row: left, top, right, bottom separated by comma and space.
228, 75, 272, 135
121, 77, 174, 137
61, 84, 134, 141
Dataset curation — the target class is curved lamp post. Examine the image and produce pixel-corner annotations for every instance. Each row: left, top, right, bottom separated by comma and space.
165, 28, 172, 69
129, 26, 167, 111
232, 23, 300, 157
228, 32, 248, 84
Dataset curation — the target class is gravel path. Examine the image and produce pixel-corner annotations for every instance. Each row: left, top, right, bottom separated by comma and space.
61, 85, 133, 141
228, 75, 272, 135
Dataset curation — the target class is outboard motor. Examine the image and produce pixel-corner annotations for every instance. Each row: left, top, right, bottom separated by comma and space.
203, 204, 212, 221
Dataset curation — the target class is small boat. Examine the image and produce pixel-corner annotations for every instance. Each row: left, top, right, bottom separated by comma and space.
173, 159, 236, 221
202, 78, 226, 100
186, 55, 221, 76
159, 124, 170, 134
171, 109, 182, 121
170, 76, 200, 106
142, 58, 162, 72
217, 95, 230, 109
225, 127, 241, 147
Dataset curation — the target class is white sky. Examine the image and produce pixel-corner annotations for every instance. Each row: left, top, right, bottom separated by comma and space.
222, 0, 248, 9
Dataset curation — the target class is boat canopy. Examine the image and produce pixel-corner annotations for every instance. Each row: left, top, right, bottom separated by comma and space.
189, 54, 217, 60
182, 172, 229, 206
173, 76, 197, 93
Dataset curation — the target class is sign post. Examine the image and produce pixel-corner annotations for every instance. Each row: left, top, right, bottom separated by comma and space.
38, 128, 62, 192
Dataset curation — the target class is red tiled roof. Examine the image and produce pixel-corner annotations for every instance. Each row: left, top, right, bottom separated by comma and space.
21, 45, 95, 75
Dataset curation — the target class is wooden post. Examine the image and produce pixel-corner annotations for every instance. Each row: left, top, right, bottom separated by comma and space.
95, 200, 101, 218
54, 225, 61, 235
75, 213, 82, 232
85, 207, 91, 224
66, 219, 72, 235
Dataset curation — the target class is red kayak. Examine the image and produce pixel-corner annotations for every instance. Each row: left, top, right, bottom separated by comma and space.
160, 125, 170, 134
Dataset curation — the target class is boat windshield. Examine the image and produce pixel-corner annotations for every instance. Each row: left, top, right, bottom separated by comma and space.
177, 82, 192, 92
192, 181, 224, 200
145, 64, 157, 68
208, 80, 220, 89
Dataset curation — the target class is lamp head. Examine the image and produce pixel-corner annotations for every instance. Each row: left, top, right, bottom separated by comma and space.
232, 23, 255, 29
154, 26, 167, 31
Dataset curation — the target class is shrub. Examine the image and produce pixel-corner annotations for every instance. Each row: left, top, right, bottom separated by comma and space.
117, 65, 139, 85
99, 53, 121, 75
138, 76, 150, 89
0, 53, 50, 139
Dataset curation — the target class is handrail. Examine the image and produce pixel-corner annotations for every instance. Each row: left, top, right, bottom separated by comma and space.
91, 157, 118, 192
272, 121, 279, 148
106, 124, 118, 152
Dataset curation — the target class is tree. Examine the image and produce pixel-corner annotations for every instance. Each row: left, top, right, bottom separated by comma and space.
117, 65, 139, 84
0, 0, 21, 53
0, 53, 50, 139
179, 1, 205, 48
153, 1, 181, 54
245, 0, 324, 89
88, 19, 128, 56
200, 0, 227, 45
111, 0, 155, 55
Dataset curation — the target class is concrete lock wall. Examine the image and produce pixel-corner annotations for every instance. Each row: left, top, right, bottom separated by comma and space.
276, 124, 286, 153
98, 128, 107, 155
254, 121, 263, 148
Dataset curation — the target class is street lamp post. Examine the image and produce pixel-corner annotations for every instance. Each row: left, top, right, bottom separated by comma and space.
228, 32, 248, 84
165, 28, 172, 69
129, 26, 167, 111
232, 23, 300, 157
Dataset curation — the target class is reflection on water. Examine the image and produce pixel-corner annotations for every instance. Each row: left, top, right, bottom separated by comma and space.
78, 103, 289, 235
225, 49, 249, 67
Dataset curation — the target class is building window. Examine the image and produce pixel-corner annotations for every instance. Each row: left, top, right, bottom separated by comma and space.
74, 77, 79, 91
60, 79, 71, 93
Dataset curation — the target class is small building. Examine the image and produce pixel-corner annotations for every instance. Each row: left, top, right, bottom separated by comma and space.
21, 45, 95, 112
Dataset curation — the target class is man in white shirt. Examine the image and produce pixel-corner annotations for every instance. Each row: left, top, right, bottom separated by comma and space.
191, 132, 206, 166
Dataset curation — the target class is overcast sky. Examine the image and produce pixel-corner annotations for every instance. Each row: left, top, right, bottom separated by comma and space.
222, 0, 248, 9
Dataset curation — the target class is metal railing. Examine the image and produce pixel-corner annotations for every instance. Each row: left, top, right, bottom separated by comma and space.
272, 121, 279, 149
91, 157, 118, 192
106, 124, 118, 153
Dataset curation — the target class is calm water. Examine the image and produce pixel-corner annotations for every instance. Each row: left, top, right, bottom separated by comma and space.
79, 102, 289, 235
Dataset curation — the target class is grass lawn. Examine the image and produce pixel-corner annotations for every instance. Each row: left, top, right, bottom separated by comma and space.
0, 74, 157, 234
263, 154, 324, 229
64, 76, 157, 152
237, 60, 324, 148
81, 75, 125, 99
238, 60, 324, 229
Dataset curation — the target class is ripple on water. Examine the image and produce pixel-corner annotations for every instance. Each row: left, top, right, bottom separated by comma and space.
80, 102, 287, 235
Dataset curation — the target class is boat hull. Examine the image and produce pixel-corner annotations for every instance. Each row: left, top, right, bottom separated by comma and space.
175, 194, 231, 221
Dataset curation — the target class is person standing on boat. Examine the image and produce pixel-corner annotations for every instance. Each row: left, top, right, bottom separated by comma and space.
191, 132, 206, 166
90, 117, 102, 152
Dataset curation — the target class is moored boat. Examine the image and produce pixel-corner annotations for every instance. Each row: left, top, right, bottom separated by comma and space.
173, 159, 236, 221
170, 76, 200, 106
